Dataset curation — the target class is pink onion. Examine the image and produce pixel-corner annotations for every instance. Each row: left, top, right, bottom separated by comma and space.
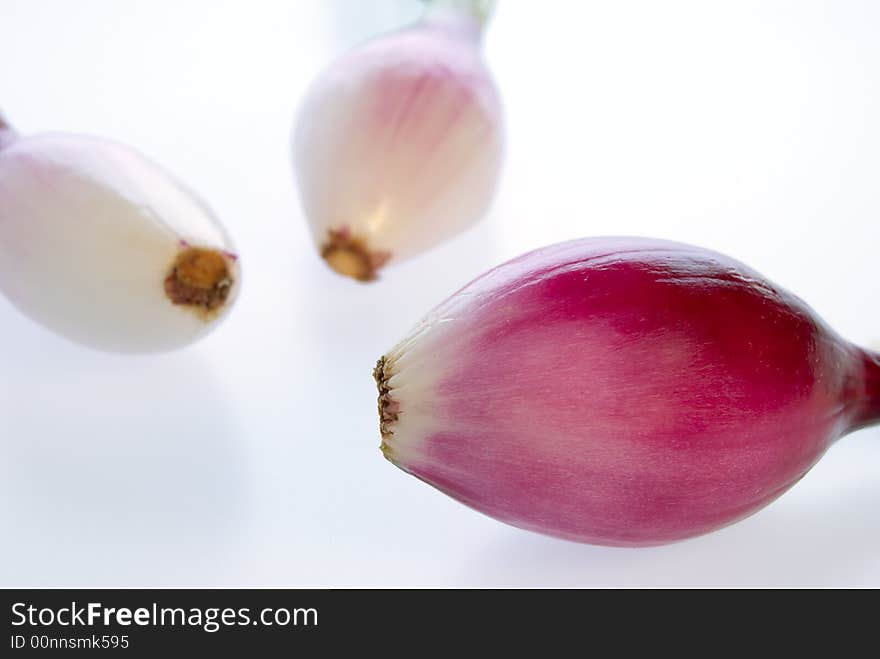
293, 0, 504, 281
375, 237, 880, 546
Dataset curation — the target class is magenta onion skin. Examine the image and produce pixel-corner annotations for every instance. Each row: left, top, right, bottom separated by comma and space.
376, 237, 880, 546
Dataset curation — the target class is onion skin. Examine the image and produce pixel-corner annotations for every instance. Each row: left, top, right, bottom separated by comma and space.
376, 237, 880, 546
293, 4, 504, 281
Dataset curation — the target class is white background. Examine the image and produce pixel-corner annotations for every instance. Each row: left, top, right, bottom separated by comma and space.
1, 0, 879, 587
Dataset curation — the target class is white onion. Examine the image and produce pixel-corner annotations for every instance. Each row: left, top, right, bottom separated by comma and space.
293, 0, 504, 281
0, 121, 240, 353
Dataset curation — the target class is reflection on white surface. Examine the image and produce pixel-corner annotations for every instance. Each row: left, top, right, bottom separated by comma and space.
0, 0, 879, 586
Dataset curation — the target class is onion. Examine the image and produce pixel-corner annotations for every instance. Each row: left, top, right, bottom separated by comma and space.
375, 237, 880, 546
293, 0, 504, 281
0, 116, 240, 353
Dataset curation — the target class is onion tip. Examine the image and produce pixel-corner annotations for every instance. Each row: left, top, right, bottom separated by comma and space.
163, 246, 235, 318
374, 356, 401, 458
321, 228, 391, 282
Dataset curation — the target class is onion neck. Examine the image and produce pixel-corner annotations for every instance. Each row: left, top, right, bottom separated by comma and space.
422, 0, 496, 41
850, 349, 880, 430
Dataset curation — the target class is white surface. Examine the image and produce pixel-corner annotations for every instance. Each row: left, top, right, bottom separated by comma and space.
1, 0, 878, 587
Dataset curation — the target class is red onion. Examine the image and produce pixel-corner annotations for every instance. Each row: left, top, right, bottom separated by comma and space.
374, 237, 880, 546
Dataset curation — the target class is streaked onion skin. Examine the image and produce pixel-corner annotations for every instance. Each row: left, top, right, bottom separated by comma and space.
376, 237, 880, 546
0, 129, 239, 353
293, 1, 504, 281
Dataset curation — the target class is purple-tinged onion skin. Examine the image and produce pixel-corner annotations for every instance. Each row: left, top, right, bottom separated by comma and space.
376, 237, 880, 546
